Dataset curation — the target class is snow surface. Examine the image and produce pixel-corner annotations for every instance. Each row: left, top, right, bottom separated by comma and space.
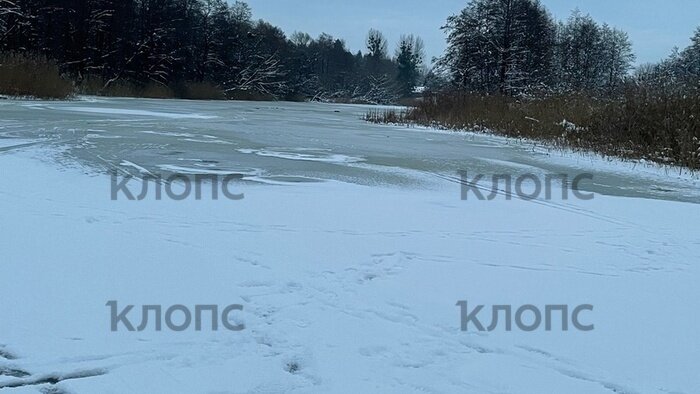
0, 97, 699, 393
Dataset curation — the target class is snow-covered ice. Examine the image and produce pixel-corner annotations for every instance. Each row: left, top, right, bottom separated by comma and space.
0, 97, 698, 393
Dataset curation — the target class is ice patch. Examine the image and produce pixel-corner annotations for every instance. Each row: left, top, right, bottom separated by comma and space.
50, 106, 217, 119
0, 139, 42, 149
137, 130, 197, 138
20, 103, 47, 110
85, 134, 123, 140
156, 164, 261, 176
237, 148, 364, 164
119, 160, 152, 175
180, 138, 233, 145
242, 175, 325, 185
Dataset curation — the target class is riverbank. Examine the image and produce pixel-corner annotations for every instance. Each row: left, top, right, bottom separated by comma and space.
365, 92, 700, 171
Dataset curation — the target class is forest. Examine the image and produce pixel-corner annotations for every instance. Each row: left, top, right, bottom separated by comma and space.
1, 0, 699, 168
0, 0, 698, 101
0, 0, 425, 101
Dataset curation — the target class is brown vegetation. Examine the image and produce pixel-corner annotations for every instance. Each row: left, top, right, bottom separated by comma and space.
366, 89, 700, 170
0, 53, 73, 99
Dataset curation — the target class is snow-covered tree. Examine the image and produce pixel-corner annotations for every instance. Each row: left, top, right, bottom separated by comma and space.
0, 0, 425, 101
679, 28, 700, 81
229, 0, 251, 24
194, 0, 229, 81
0, 0, 22, 43
553, 11, 634, 95
440, 0, 555, 95
598, 25, 635, 94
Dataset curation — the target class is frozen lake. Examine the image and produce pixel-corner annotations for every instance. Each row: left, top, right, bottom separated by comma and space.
1, 97, 698, 202
0, 97, 699, 393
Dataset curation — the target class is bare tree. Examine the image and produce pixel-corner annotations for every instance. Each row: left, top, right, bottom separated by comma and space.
229, 0, 251, 24
196, 0, 228, 80
290, 31, 312, 47
599, 24, 635, 94
226, 53, 287, 98
0, 0, 23, 47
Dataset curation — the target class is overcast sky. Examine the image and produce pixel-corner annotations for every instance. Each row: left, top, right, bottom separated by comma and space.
241, 0, 700, 66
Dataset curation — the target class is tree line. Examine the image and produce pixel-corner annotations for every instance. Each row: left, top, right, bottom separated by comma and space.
1, 0, 699, 101
0, 0, 425, 102
437, 1, 636, 96
436, 0, 699, 98
635, 29, 700, 93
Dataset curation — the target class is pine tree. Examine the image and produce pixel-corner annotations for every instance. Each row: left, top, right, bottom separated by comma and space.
395, 34, 424, 96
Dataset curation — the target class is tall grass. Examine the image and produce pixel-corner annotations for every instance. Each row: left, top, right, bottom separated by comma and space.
0, 53, 73, 99
364, 108, 412, 124
366, 90, 700, 170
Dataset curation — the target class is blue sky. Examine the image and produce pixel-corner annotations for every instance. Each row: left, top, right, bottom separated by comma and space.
241, 0, 700, 66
